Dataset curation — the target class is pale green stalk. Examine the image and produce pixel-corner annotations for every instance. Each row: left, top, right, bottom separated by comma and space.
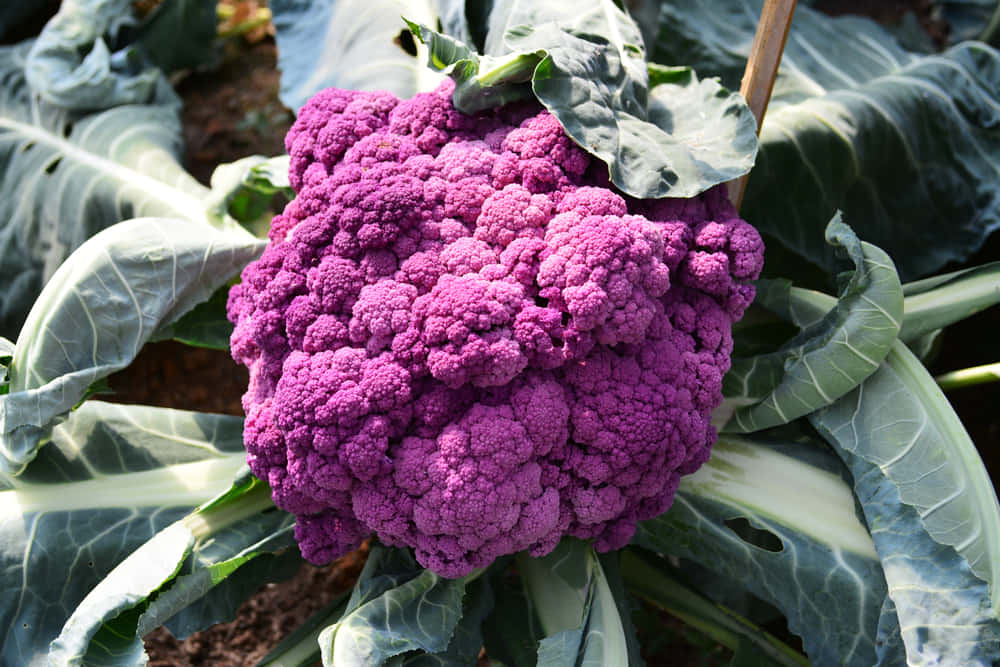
936, 362, 1000, 392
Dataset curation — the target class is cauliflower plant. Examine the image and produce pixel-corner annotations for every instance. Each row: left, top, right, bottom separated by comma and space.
227, 80, 764, 577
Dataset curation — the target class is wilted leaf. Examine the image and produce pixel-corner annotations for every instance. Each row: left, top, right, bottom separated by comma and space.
0, 41, 218, 337
25, 0, 178, 110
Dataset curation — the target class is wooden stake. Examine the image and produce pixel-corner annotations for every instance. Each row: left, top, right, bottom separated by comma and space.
728, 0, 798, 209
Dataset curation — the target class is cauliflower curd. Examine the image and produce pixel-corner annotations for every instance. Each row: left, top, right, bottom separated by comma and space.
227, 80, 764, 577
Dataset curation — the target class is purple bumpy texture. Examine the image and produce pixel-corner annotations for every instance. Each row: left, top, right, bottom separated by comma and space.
228, 81, 764, 577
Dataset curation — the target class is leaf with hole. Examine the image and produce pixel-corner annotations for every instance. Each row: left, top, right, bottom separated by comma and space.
634, 434, 887, 666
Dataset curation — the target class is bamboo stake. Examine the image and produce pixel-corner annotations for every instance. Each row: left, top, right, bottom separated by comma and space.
728, 0, 798, 209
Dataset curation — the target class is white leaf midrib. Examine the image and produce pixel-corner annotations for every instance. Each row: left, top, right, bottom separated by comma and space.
0, 116, 210, 225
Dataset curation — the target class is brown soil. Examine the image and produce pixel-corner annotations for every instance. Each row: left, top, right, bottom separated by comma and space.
144, 547, 369, 666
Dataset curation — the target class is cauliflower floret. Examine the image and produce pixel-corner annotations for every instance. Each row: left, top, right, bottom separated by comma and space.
228, 80, 764, 576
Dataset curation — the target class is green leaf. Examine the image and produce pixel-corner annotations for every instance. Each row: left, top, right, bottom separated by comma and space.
392, 575, 495, 666
0, 42, 215, 338
900, 261, 1000, 342
157, 286, 234, 351
809, 341, 1000, 616
634, 435, 885, 666
0, 217, 265, 475
48, 471, 283, 665
205, 154, 293, 223
519, 539, 631, 666
132, 0, 219, 74
596, 552, 645, 667
25, 0, 179, 111
136, 495, 299, 639
650, 0, 1000, 279
724, 217, 903, 432
0, 401, 247, 666
270, 0, 445, 111
319, 544, 475, 666
482, 561, 545, 666
405, 21, 540, 111
410, 0, 758, 199
621, 549, 808, 667
941, 0, 999, 44
829, 442, 1000, 664
204, 154, 293, 238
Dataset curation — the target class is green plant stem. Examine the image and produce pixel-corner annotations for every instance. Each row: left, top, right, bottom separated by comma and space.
620, 548, 809, 667
936, 362, 1000, 391
184, 478, 276, 540
980, 1, 1000, 46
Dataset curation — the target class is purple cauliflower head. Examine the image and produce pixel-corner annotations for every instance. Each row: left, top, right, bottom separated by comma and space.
228, 80, 764, 577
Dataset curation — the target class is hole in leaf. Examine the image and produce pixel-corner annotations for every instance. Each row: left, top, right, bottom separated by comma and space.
45, 157, 62, 174
724, 517, 784, 553
394, 29, 417, 57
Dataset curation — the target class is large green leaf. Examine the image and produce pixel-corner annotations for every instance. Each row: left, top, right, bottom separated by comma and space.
724, 218, 903, 432
409, 0, 758, 199
0, 41, 212, 337
0, 217, 266, 475
482, 560, 545, 666
0, 401, 247, 667
832, 443, 1000, 664
518, 539, 631, 667
269, 0, 445, 111
634, 435, 887, 666
24, 0, 182, 111
620, 549, 809, 666
388, 575, 495, 666
651, 0, 1000, 280
941, 0, 999, 44
318, 545, 476, 666
48, 470, 290, 665
900, 261, 1000, 342
810, 341, 1000, 615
